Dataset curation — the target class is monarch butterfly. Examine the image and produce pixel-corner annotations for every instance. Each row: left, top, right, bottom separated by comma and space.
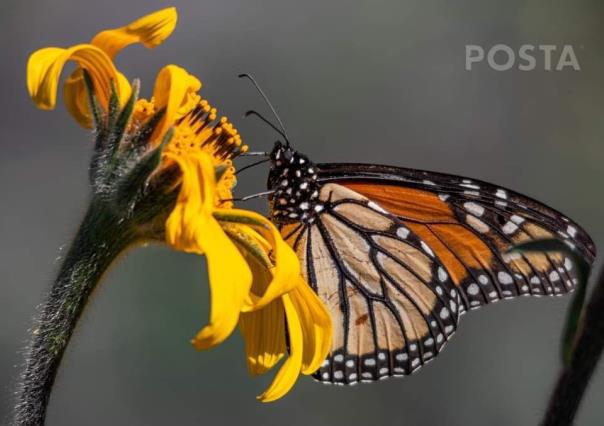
238, 75, 596, 385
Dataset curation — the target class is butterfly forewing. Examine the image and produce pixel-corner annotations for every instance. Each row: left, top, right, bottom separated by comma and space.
281, 183, 461, 384
318, 164, 594, 313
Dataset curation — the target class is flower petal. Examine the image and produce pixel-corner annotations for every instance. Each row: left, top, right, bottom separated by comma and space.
257, 294, 304, 402
27, 44, 127, 115
165, 152, 252, 350
152, 64, 202, 141
213, 209, 301, 311
63, 68, 131, 127
289, 278, 333, 374
239, 269, 286, 375
91, 7, 178, 57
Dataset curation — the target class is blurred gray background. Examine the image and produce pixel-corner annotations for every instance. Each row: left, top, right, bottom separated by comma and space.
1, 0, 603, 424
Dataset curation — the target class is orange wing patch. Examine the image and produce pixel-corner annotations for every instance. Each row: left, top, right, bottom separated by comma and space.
343, 183, 456, 223
346, 182, 494, 286
405, 223, 493, 286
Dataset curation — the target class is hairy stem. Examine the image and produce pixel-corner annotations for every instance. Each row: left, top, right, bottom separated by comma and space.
542, 267, 604, 426
14, 201, 136, 425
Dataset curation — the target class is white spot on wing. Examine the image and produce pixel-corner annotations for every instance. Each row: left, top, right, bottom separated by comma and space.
464, 202, 485, 217
421, 241, 434, 257
498, 271, 513, 285
502, 221, 519, 235
396, 227, 410, 239
438, 267, 448, 282
368, 201, 388, 214
467, 283, 480, 296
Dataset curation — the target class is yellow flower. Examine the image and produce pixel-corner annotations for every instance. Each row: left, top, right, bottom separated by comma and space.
26, 8, 331, 402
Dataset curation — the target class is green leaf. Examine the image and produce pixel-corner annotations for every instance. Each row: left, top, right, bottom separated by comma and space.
508, 238, 591, 366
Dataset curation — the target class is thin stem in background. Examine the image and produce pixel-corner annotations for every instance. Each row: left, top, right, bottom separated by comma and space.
541, 266, 604, 426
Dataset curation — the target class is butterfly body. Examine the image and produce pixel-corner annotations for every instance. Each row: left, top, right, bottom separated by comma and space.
265, 141, 595, 385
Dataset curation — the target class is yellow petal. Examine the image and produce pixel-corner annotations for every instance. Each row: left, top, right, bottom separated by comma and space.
91, 7, 178, 58
165, 152, 252, 350
289, 278, 333, 374
258, 294, 304, 402
152, 64, 202, 141
239, 295, 286, 375
63, 68, 131, 128
27, 44, 126, 114
214, 209, 301, 311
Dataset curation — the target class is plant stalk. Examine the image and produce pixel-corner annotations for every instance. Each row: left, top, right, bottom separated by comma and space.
541, 266, 604, 426
14, 201, 136, 426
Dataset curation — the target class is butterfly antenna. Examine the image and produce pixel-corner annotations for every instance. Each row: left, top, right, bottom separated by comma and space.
245, 110, 289, 143
238, 73, 291, 147
235, 158, 271, 175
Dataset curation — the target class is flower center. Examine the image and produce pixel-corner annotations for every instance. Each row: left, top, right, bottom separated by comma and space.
133, 97, 248, 209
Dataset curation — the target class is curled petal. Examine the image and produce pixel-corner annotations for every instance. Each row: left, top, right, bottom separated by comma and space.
213, 209, 301, 311
27, 44, 128, 114
91, 7, 178, 57
289, 278, 333, 374
165, 152, 252, 350
63, 68, 131, 128
152, 65, 202, 140
258, 294, 304, 402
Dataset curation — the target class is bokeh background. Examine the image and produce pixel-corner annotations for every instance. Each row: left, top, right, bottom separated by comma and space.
1, 0, 603, 425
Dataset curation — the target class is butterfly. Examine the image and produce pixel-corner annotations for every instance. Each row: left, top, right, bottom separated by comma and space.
238, 75, 596, 385
263, 141, 595, 385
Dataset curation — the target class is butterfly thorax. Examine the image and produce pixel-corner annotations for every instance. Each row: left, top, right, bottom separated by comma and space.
267, 142, 322, 224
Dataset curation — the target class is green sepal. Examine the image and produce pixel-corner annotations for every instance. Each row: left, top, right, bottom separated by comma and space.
508, 238, 591, 367
130, 107, 166, 150
223, 225, 273, 269
113, 128, 174, 215
107, 80, 120, 130
109, 79, 140, 159
213, 211, 270, 228
82, 69, 104, 133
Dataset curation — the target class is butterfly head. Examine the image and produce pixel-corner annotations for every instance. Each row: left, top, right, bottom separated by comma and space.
267, 141, 322, 223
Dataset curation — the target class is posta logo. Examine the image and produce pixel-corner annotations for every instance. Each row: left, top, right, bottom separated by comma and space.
466, 44, 581, 71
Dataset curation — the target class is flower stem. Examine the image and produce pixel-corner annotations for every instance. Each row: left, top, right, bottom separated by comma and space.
541, 266, 604, 426
14, 201, 136, 426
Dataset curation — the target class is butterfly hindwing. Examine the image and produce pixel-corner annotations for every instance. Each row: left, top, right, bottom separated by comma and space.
281, 183, 461, 384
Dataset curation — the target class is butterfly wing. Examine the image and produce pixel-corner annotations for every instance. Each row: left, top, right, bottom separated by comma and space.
281, 183, 463, 384
271, 154, 595, 385
317, 163, 595, 311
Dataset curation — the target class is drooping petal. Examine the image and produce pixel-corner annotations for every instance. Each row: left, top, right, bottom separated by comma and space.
257, 294, 304, 402
91, 7, 178, 58
213, 209, 301, 311
27, 44, 129, 116
152, 64, 202, 141
239, 260, 286, 375
289, 278, 333, 374
165, 152, 252, 350
59, 8, 177, 127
